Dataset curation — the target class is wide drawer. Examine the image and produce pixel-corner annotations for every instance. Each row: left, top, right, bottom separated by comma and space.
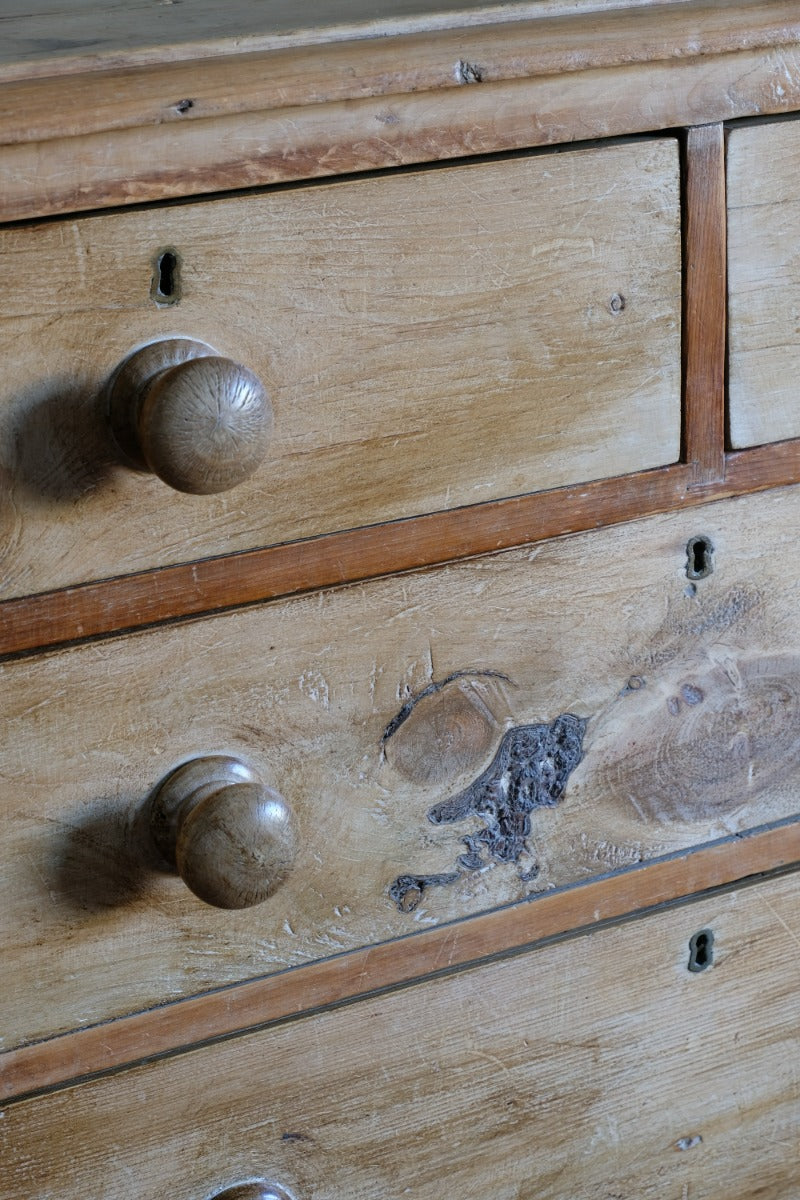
0, 137, 681, 599
728, 116, 800, 446
2, 485, 800, 1049
3, 871, 799, 1199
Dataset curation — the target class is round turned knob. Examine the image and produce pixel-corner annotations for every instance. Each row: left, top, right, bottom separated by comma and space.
209, 1185, 294, 1200
107, 338, 272, 494
150, 756, 296, 909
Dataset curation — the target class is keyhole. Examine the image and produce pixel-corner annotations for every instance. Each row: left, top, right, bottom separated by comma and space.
688, 928, 714, 973
686, 535, 713, 580
152, 249, 181, 306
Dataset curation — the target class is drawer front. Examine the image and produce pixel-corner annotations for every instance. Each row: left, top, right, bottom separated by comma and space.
729, 117, 800, 446
2, 486, 800, 1048
3, 872, 799, 1199
0, 137, 681, 599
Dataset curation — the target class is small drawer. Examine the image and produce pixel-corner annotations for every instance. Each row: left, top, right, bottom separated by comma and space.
2, 485, 799, 1050
3, 872, 799, 1199
729, 117, 800, 446
0, 137, 681, 599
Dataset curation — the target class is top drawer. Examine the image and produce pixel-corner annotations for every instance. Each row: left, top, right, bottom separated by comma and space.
0, 137, 681, 599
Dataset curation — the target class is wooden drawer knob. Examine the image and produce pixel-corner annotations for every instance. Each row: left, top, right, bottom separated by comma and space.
150, 755, 296, 909
107, 338, 272, 494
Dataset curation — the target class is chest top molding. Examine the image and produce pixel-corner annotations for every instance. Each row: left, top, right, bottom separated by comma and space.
2, 1, 800, 220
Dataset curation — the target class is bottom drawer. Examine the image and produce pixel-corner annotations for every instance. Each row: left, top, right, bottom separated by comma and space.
3, 871, 798, 1199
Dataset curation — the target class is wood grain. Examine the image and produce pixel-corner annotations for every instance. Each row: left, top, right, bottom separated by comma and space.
0, 139, 681, 601
0, 463, 692, 659
107, 340, 273, 495
725, 437, 800, 490
6, 448, 800, 661
5, 10, 800, 221
683, 123, 726, 485
3, 816, 799, 1106
728, 117, 800, 447
2, 486, 800, 1056
3, 871, 800, 1200
0, 2, 795, 141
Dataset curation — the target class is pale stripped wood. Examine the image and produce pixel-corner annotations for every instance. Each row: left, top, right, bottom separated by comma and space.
0, 0, 695, 80
683, 123, 726, 484
1, 2, 793, 147
4, 818, 799, 1104
729, 117, 800, 448
0, 139, 681, 600
2, 485, 800, 1051
3, 872, 800, 1199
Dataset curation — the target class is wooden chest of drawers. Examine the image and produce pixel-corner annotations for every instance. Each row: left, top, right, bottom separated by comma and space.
2, 4, 800, 1198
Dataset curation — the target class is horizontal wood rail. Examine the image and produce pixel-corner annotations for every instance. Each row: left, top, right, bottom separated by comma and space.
3, 815, 800, 1105
683, 122, 726, 486
1, 447, 798, 661
3, 0, 800, 94
0, 115, 798, 660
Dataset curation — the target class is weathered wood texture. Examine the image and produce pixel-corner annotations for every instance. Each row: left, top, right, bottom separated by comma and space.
0, 0, 694, 79
106, 338, 274, 495
0, 1, 787, 123
2, 485, 800, 1052
728, 116, 800, 447
0, 139, 681, 600
4, 816, 798, 1105
2, 4, 800, 220
683, 123, 726, 484
6, 448, 800, 660
3, 872, 799, 1199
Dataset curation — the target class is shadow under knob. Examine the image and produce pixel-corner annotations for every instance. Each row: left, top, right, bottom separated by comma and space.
150, 755, 296, 909
107, 338, 272, 494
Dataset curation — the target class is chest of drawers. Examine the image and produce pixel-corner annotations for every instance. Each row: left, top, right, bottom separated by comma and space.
2, 4, 800, 1198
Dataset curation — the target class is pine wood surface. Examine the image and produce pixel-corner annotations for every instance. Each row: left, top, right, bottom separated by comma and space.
3, 4, 800, 221
0, 0, 692, 79
728, 116, 800, 448
2, 485, 800, 1055
683, 123, 726, 485
3, 872, 799, 1199
3, 816, 798, 1106
2, 2, 800, 1182
0, 139, 681, 601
